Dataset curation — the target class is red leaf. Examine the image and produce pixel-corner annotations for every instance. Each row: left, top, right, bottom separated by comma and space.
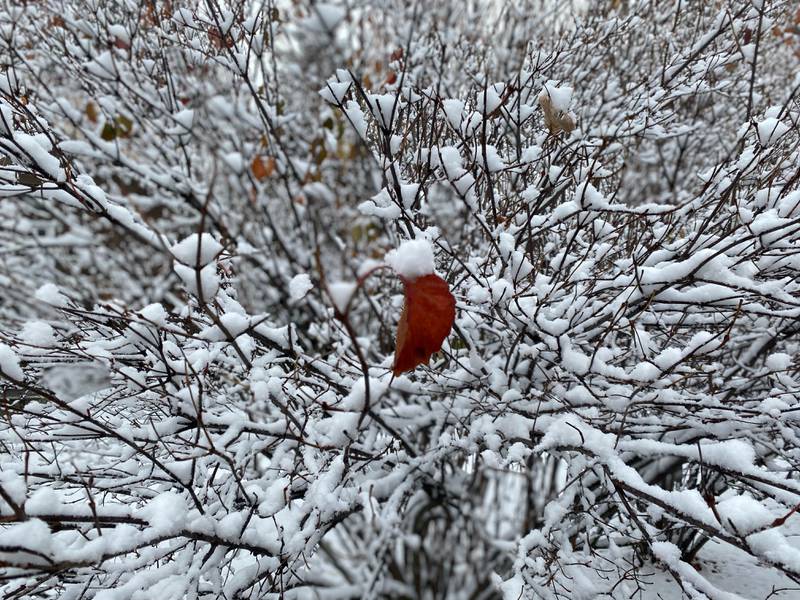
393, 273, 456, 376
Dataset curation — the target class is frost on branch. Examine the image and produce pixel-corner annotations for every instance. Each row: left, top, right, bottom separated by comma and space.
2, 1, 800, 599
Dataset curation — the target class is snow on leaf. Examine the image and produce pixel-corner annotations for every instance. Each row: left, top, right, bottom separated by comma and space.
757, 117, 790, 147
327, 281, 357, 314
174, 262, 219, 299
319, 80, 351, 104
171, 233, 223, 267
538, 81, 576, 134
34, 283, 68, 307
0, 343, 24, 381
442, 98, 464, 129
358, 187, 401, 219
384, 238, 435, 279
289, 274, 313, 300
140, 492, 187, 535
19, 321, 57, 347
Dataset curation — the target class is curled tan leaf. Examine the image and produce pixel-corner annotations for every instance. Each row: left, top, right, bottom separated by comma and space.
539, 93, 576, 134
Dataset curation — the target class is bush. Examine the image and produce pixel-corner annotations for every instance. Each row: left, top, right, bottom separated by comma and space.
2, 1, 800, 598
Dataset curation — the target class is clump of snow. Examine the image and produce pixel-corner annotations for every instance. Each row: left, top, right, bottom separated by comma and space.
651, 540, 681, 564
748, 528, 800, 577
385, 239, 435, 279
0, 101, 13, 135
319, 81, 351, 105
560, 336, 590, 375
400, 184, 419, 209
139, 303, 168, 325
716, 494, 774, 535
217, 313, 251, 338
140, 492, 187, 534
222, 151, 244, 173
575, 181, 607, 209
0, 519, 52, 565
0, 343, 24, 381
521, 145, 542, 163
15, 132, 65, 182
494, 573, 525, 600
343, 101, 367, 138
427, 146, 475, 196
289, 274, 313, 300
174, 262, 219, 300
171, 233, 223, 266
390, 134, 403, 155
19, 321, 56, 347
442, 98, 464, 129
477, 83, 504, 114
327, 281, 357, 313
173, 109, 194, 132
539, 81, 573, 112
358, 187, 401, 219
757, 117, 790, 147
521, 184, 540, 202
766, 353, 792, 371
491, 279, 513, 304
468, 285, 490, 304
24, 487, 62, 514
776, 190, 800, 218
367, 94, 403, 129
483, 145, 506, 172
108, 24, 130, 46
340, 376, 389, 411
653, 346, 682, 369
629, 361, 661, 382
258, 477, 290, 516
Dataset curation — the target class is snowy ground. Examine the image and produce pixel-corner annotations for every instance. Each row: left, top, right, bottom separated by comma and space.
650, 537, 800, 599
582, 532, 800, 599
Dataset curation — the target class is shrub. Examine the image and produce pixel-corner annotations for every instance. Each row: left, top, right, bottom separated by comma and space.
1, 1, 800, 598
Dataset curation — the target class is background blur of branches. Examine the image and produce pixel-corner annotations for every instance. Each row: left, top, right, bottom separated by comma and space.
2, 1, 800, 598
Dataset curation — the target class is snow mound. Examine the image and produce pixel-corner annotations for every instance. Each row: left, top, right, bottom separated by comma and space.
0, 343, 24, 381
757, 117, 789, 147
171, 233, 223, 266
327, 281, 357, 313
539, 81, 573, 112
385, 239, 436, 279
289, 274, 313, 300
